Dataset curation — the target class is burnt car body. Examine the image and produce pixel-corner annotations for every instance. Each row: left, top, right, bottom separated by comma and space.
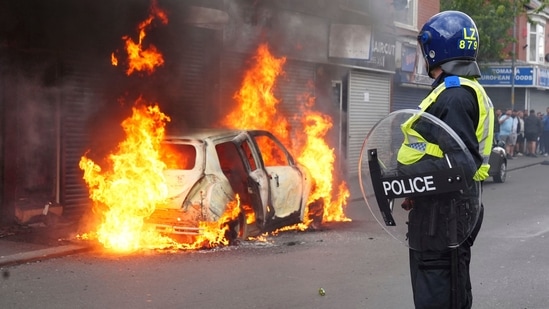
148, 129, 313, 240
488, 140, 507, 183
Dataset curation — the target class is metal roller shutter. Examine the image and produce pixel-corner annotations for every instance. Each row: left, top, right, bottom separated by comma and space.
527, 89, 549, 114
276, 59, 316, 134
167, 26, 219, 128
392, 85, 429, 111
60, 52, 105, 221
219, 51, 247, 116
347, 69, 391, 177
485, 88, 526, 111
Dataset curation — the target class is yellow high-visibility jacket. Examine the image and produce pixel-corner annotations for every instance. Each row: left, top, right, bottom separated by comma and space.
397, 76, 494, 181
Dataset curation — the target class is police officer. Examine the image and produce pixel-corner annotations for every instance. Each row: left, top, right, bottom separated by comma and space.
397, 11, 494, 309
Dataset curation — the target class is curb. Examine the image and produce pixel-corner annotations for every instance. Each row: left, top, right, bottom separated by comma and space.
0, 244, 92, 268
507, 160, 549, 171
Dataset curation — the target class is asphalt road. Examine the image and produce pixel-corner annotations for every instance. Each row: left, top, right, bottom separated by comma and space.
1, 163, 548, 309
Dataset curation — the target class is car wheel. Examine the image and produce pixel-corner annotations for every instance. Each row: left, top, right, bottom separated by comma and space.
493, 161, 506, 183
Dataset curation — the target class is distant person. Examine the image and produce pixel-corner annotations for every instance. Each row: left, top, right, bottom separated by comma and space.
515, 110, 525, 156
498, 108, 516, 159
538, 112, 544, 154
524, 109, 542, 157
542, 107, 549, 157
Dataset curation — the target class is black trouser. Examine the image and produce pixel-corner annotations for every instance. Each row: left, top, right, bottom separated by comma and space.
409, 203, 484, 309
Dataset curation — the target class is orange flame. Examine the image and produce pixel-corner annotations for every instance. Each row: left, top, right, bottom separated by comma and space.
79, 102, 173, 252
111, 53, 118, 67
295, 96, 350, 223
79, 100, 244, 252
221, 44, 290, 165
221, 43, 350, 227
112, 0, 168, 75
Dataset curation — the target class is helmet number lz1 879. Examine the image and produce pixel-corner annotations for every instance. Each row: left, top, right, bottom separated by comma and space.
459, 27, 478, 50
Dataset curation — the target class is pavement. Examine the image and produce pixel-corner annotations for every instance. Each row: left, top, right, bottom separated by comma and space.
1, 154, 548, 268
0, 220, 92, 268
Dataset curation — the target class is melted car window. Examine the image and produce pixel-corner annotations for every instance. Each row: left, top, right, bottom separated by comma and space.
160, 143, 196, 170
254, 135, 288, 166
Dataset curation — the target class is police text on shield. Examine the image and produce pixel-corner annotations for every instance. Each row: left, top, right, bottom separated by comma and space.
382, 176, 437, 196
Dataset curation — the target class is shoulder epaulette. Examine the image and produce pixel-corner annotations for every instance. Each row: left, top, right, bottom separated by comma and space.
444, 75, 461, 88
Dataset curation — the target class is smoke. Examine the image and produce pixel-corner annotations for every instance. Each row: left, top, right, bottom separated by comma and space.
1, 0, 377, 212
1, 56, 59, 198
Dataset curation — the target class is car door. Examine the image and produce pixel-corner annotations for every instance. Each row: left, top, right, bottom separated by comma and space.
232, 133, 270, 230
248, 131, 305, 224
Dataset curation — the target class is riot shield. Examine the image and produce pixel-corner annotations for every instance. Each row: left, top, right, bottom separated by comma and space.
358, 109, 481, 251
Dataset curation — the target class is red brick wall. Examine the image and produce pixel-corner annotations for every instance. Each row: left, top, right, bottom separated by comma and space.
418, 0, 440, 28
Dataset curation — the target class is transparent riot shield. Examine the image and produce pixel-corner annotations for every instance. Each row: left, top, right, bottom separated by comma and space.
359, 109, 481, 251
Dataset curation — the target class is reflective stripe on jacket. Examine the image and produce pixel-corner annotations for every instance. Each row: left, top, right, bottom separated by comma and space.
397, 76, 494, 181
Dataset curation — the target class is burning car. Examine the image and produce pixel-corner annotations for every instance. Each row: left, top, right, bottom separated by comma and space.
148, 128, 315, 242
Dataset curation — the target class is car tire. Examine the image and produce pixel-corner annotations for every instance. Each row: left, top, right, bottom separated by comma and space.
493, 161, 506, 183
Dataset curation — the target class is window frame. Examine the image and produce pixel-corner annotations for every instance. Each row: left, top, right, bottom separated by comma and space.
527, 15, 546, 64
394, 0, 417, 31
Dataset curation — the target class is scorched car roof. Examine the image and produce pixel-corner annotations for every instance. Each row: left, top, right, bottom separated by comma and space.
164, 128, 265, 141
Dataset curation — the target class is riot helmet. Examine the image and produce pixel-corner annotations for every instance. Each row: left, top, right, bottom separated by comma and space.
418, 11, 480, 78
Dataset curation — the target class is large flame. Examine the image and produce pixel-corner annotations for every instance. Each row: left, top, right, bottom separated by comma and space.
79, 100, 242, 252
79, 102, 173, 252
295, 91, 350, 223
221, 44, 290, 166
111, 0, 168, 75
221, 43, 350, 227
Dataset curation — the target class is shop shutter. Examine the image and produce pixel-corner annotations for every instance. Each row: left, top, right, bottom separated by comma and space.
392, 85, 429, 111
219, 51, 248, 117
167, 26, 219, 128
347, 69, 391, 177
276, 59, 316, 134
527, 89, 548, 114
60, 52, 106, 221
485, 88, 526, 111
